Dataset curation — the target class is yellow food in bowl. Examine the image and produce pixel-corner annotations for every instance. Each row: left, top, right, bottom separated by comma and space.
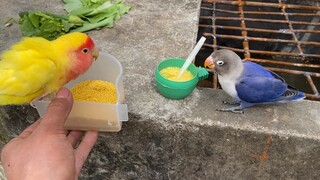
70, 80, 117, 104
160, 67, 194, 82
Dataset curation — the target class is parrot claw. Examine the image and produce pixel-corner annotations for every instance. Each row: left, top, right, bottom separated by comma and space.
29, 93, 56, 108
222, 100, 240, 106
29, 101, 36, 108
216, 107, 244, 114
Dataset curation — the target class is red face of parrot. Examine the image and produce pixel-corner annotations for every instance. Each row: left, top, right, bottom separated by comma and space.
67, 35, 99, 81
76, 36, 99, 63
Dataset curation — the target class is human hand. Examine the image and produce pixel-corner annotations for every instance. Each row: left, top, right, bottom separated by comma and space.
1, 88, 98, 180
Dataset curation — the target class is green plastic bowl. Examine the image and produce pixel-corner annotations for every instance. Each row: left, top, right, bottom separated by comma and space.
155, 58, 208, 100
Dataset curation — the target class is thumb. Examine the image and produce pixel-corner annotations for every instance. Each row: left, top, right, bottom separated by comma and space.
40, 88, 73, 131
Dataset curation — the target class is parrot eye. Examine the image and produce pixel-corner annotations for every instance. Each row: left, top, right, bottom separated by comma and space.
82, 48, 89, 54
216, 60, 224, 66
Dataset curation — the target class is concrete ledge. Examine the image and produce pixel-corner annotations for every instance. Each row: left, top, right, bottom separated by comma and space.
79, 117, 320, 179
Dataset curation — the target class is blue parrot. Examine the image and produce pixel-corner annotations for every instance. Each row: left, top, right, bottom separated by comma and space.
204, 49, 305, 113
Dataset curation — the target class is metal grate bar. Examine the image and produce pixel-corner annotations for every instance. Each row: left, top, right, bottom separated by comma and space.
203, 41, 320, 59
198, 0, 320, 101
247, 58, 320, 69
238, 0, 251, 59
279, 0, 304, 60
202, 6, 320, 17
205, 33, 320, 46
211, 1, 219, 88
205, 0, 320, 11
199, 24, 320, 35
201, 16, 320, 26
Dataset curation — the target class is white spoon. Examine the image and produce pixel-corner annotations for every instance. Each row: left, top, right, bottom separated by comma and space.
177, 36, 206, 79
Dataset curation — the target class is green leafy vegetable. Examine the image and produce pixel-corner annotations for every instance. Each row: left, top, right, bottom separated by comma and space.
19, 0, 131, 40
63, 0, 83, 13
19, 12, 75, 40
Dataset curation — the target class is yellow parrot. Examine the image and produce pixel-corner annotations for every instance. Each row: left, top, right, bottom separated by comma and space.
0, 32, 99, 105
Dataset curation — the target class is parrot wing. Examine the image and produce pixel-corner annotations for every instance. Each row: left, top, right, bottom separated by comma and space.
236, 62, 305, 105
0, 49, 56, 97
235, 62, 287, 103
235, 76, 287, 103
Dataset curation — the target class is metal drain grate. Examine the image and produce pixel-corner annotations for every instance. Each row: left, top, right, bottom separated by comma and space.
196, 0, 320, 101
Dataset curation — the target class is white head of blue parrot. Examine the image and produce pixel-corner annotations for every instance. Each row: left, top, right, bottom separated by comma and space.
204, 49, 243, 78
204, 49, 244, 101
204, 49, 305, 110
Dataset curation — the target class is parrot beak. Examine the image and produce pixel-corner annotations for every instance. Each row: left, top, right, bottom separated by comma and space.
204, 56, 215, 70
92, 49, 99, 61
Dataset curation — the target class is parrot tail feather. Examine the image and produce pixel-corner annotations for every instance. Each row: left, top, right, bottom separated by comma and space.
280, 88, 305, 102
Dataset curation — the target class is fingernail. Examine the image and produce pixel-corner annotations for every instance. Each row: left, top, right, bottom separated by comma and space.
57, 88, 70, 98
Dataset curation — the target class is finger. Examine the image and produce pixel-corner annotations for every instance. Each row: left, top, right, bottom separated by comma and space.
67, 130, 84, 148
18, 120, 41, 139
75, 131, 98, 175
39, 88, 73, 132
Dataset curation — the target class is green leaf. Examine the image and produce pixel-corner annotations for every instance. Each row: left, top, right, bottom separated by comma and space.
71, 16, 114, 32
20, 14, 38, 36
112, 4, 130, 21
68, 15, 85, 25
86, 1, 113, 16
18, 11, 74, 40
63, 0, 83, 13
65, 0, 131, 30
18, 0, 131, 40
62, 20, 74, 32
68, 6, 95, 16
27, 12, 40, 28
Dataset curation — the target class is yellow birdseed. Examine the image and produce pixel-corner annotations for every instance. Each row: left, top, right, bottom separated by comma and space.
160, 67, 194, 82
70, 80, 117, 104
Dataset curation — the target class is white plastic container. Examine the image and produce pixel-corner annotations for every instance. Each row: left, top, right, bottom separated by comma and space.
34, 53, 128, 132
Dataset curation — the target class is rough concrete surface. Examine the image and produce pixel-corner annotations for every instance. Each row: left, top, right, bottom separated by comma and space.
0, 0, 320, 179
